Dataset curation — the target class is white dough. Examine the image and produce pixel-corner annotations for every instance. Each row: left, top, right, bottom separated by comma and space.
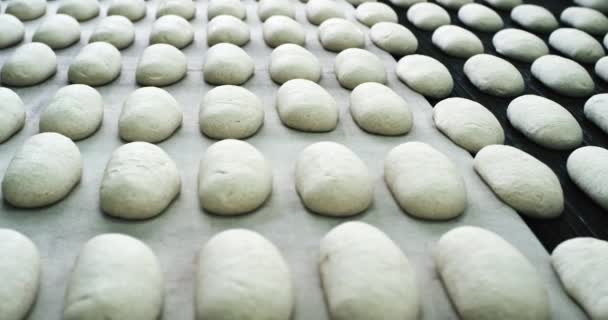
549, 28, 605, 64
464, 54, 525, 97
432, 25, 484, 58
561, 6, 608, 36
119, 87, 182, 143
64, 234, 163, 320
100, 142, 181, 219
68, 42, 122, 86
136, 44, 187, 86
32, 14, 81, 49
0, 88, 25, 143
203, 43, 254, 85
1, 43, 56, 86
257, 0, 295, 22
567, 147, 608, 210
156, 0, 196, 20
433, 97, 504, 153
480, 0, 522, 10
89, 15, 135, 49
458, 3, 503, 32
388, 0, 425, 8
2, 132, 82, 208
407, 2, 450, 31
207, 14, 250, 47
57, 0, 100, 21
436, 0, 473, 10
396, 54, 453, 99
318, 18, 365, 52
574, 0, 608, 13
436, 226, 550, 320
320, 222, 419, 320
198, 140, 272, 215
355, 2, 397, 27
196, 229, 293, 320
585, 94, 608, 134
350, 82, 413, 136
107, 0, 146, 22
0, 14, 24, 48
208, 0, 246, 20
597, 57, 608, 82
262, 16, 305, 48
5, 0, 46, 21
276, 79, 338, 132
511, 4, 559, 33
296, 142, 373, 216
334, 48, 386, 90
150, 14, 194, 49
39, 84, 104, 141
474, 144, 564, 218
531, 55, 595, 97
270, 44, 321, 84
305, 0, 344, 25
492, 28, 549, 63
370, 22, 418, 55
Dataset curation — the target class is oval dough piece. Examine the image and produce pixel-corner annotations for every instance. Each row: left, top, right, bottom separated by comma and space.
458, 3, 503, 32
156, 0, 196, 20
39, 84, 104, 141
32, 14, 81, 49
474, 144, 564, 218
585, 94, 608, 133
464, 54, 525, 97
335, 48, 386, 90
396, 54, 453, 99
355, 2, 397, 27
306, 0, 344, 25
203, 43, 254, 85
561, 6, 608, 35
276, 79, 338, 132
407, 2, 450, 31
574, 0, 608, 13
136, 44, 187, 86
350, 82, 413, 136
270, 44, 321, 84
480, 0, 521, 10
262, 15, 305, 48
196, 229, 293, 320
433, 97, 504, 153
370, 22, 418, 55
597, 57, 608, 82
150, 14, 194, 49
89, 15, 135, 49
107, 0, 146, 22
1, 42, 57, 86
436, 226, 550, 320
567, 146, 608, 210
2, 132, 82, 208
0, 88, 25, 143
68, 42, 122, 86
64, 234, 163, 320
549, 28, 605, 64
511, 4, 558, 33
531, 55, 595, 97
436, 0, 473, 9
207, 14, 250, 47
492, 28, 549, 63
432, 25, 484, 58
5, 0, 46, 21
320, 222, 420, 320
257, 0, 295, 22
57, 0, 100, 21
0, 14, 25, 48
318, 18, 365, 52
296, 142, 373, 216
208, 0, 246, 20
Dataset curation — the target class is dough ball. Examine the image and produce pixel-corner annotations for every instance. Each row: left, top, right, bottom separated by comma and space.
68, 42, 122, 86
464, 54, 525, 97
474, 144, 564, 218
432, 25, 484, 58
396, 54, 453, 99
270, 44, 321, 84
198, 140, 272, 215
64, 234, 163, 320
510, 4, 559, 33
567, 147, 608, 210
100, 142, 181, 219
150, 14, 194, 49
574, 0, 608, 13
561, 6, 608, 35
0, 14, 24, 48
207, 14, 250, 47
596, 57, 608, 82
39, 84, 104, 141
208, 0, 246, 20
0, 88, 25, 143
156, 0, 196, 20
203, 43, 254, 85
306, 0, 344, 25
407, 3, 451, 31
257, 0, 295, 22
1, 42, 57, 87
436, 0, 473, 9
480, 0, 521, 10
355, 2, 397, 27
318, 18, 365, 52
350, 82, 413, 136
5, 0, 46, 21
32, 14, 81, 49
457, 3, 503, 32
549, 28, 605, 64
199, 85, 264, 139
335, 48, 386, 90
276, 79, 338, 132
389, 0, 426, 7
320, 222, 419, 320
89, 15, 135, 49
585, 94, 608, 134
433, 97, 504, 153
2, 132, 82, 208
119, 87, 183, 143
262, 16, 305, 48
492, 28, 549, 63
107, 0, 146, 22
57, 0, 100, 21
531, 55, 594, 97
136, 44, 187, 86
370, 22, 418, 55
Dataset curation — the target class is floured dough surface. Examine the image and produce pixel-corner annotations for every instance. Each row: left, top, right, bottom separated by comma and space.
257, 0, 295, 22
510, 4, 558, 33
207, 0, 246, 20
0, 88, 25, 143
1, 43, 57, 87
5, 0, 46, 21
136, 44, 187, 86
458, 3, 503, 32
574, 0, 608, 13
561, 6, 608, 35
0, 14, 25, 48
306, 0, 344, 25
150, 14, 194, 49
350, 82, 413, 136
531, 55, 594, 97
464, 54, 525, 97
156, 0, 196, 20
203, 43, 254, 85
207, 14, 250, 47
276, 79, 338, 132
262, 16, 305, 48
89, 15, 135, 49
492, 28, 549, 62
318, 18, 365, 52
567, 146, 608, 210
270, 44, 321, 84
355, 2, 398, 27
57, 0, 100, 21
334, 48, 386, 90
407, 3, 450, 31
396, 54, 453, 99
32, 14, 81, 49
549, 28, 605, 64
432, 25, 484, 58
370, 22, 418, 55
480, 0, 522, 10
585, 94, 608, 134
108, 0, 146, 22
596, 57, 608, 82
69, 42, 122, 86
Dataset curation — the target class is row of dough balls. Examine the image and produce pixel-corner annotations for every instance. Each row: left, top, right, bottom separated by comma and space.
2, 223, 608, 320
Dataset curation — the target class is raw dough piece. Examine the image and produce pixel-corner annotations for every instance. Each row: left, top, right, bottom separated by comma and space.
89, 15, 135, 49
0, 229, 40, 320
561, 6, 608, 35
57, 0, 100, 21
263, 16, 305, 48
407, 3, 450, 31
458, 3, 503, 32
296, 142, 373, 216
567, 147, 608, 209
199, 86, 264, 139
68, 42, 122, 86
388, 0, 425, 8
508, 95, 582, 150
2, 132, 82, 208
585, 94, 608, 133
0, 14, 24, 48
270, 44, 321, 84
350, 82, 413, 136
107, 0, 146, 22
0, 88, 25, 143
433, 97, 504, 153
396, 54, 453, 99
574, 0, 608, 13
492, 28, 549, 63
196, 229, 293, 319
203, 43, 254, 85
436, 226, 550, 320
276, 79, 338, 132
150, 15, 193, 49
207, 15, 250, 47
355, 2, 397, 27
198, 140, 272, 215
531, 55, 595, 97
208, 0, 246, 20
136, 44, 187, 86
1, 42, 57, 86
511, 4, 558, 33
64, 234, 163, 320
100, 142, 181, 219
39, 84, 104, 141
318, 18, 365, 52
32, 14, 81, 49
464, 54, 525, 97
119, 87, 182, 143
549, 28, 605, 64
257, 0, 295, 22
432, 25, 484, 58
334, 48, 386, 90
597, 57, 608, 82
370, 22, 418, 55
306, 0, 344, 25
436, 0, 473, 10
156, 0, 196, 20
474, 144, 564, 218
480, 0, 521, 10
320, 222, 419, 320
5, 0, 46, 21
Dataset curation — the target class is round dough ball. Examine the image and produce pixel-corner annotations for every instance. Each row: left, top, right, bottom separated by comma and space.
100, 142, 181, 219
199, 85, 264, 139
433, 97, 504, 153
492, 28, 549, 63
574, 0, 608, 13
370, 22, 418, 55
318, 18, 365, 52
480, 0, 521, 10
407, 3, 451, 31
561, 6, 608, 36
396, 54, 453, 99
156, 0, 196, 20
350, 82, 413, 136
0, 14, 24, 48
567, 147, 608, 210
507, 95, 582, 150
270, 44, 321, 84
306, 0, 344, 25
436, 0, 473, 9
549, 28, 605, 64
464, 54, 525, 97
207, 14, 250, 47
89, 15, 135, 49
355, 2, 397, 27
257, 0, 295, 22
388, 0, 425, 8
596, 57, 608, 82
32, 14, 81, 49
208, 0, 246, 20
511, 4, 558, 33
39, 85, 104, 141
276, 79, 338, 132
57, 0, 100, 21
335, 48, 386, 90
203, 43, 254, 85
458, 3, 503, 32
69, 42, 122, 86
107, 0, 146, 22
584, 94, 608, 134
136, 44, 187, 86
1, 42, 57, 87
119, 87, 182, 143
150, 14, 194, 49
5, 0, 46, 21
0, 88, 25, 143
432, 25, 484, 58
2, 132, 82, 208
262, 15, 305, 48
531, 55, 595, 97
